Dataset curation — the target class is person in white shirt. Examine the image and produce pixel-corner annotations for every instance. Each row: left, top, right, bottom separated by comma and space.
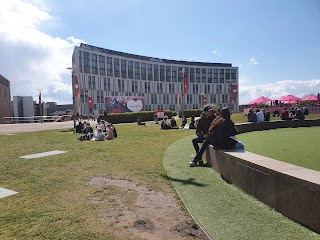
256, 109, 265, 122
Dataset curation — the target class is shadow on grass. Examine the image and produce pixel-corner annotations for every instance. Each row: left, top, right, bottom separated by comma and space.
161, 174, 209, 187
60, 129, 75, 133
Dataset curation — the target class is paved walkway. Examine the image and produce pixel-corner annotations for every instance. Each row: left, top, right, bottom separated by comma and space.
0, 121, 75, 135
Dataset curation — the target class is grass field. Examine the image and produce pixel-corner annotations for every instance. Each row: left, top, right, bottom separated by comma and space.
237, 126, 320, 171
0, 112, 319, 239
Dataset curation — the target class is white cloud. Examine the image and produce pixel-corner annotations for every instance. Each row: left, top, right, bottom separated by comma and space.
0, 0, 84, 104
212, 50, 222, 55
249, 58, 259, 65
239, 79, 320, 105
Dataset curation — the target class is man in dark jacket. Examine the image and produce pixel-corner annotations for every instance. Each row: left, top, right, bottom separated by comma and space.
190, 106, 216, 167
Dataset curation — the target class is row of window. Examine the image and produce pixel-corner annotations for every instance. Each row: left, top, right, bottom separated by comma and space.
79, 51, 237, 83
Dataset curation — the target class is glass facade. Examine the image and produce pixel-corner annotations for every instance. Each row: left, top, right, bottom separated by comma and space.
73, 44, 238, 114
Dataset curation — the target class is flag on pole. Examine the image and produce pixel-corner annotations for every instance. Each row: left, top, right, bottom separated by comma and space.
231, 84, 238, 100
177, 92, 181, 106
183, 77, 189, 94
88, 96, 94, 108
203, 95, 207, 105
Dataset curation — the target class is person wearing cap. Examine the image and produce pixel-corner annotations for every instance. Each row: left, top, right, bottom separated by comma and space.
190, 106, 216, 167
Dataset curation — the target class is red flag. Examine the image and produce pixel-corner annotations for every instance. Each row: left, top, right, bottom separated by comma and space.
203, 95, 207, 105
231, 84, 238, 100
183, 77, 189, 94
88, 97, 94, 108
177, 92, 181, 106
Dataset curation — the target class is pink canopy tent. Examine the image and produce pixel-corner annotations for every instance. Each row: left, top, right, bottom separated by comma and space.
277, 94, 301, 103
302, 95, 317, 101
247, 96, 272, 105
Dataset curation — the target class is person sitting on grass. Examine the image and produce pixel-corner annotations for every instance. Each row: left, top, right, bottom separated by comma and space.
181, 116, 187, 128
189, 115, 196, 129
137, 116, 146, 126
161, 116, 171, 129
97, 120, 106, 132
247, 108, 257, 122
170, 117, 179, 129
105, 124, 114, 140
75, 121, 84, 133
93, 127, 105, 141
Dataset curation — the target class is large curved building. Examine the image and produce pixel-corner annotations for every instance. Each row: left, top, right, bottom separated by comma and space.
71, 43, 239, 115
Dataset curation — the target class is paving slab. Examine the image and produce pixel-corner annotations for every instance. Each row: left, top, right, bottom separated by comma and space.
20, 150, 66, 159
0, 187, 18, 199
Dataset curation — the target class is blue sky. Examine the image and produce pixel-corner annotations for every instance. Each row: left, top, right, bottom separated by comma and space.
0, 0, 319, 105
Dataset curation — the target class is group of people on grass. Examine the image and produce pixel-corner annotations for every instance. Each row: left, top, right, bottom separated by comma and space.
160, 115, 196, 130
247, 106, 308, 122
75, 119, 117, 141
189, 106, 244, 167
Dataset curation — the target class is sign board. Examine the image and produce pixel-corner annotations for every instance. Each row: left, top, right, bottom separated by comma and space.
105, 96, 144, 113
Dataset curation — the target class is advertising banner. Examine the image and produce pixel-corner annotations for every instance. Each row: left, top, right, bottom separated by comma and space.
105, 96, 144, 113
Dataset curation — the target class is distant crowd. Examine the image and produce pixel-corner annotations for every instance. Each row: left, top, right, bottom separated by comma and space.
246, 106, 309, 123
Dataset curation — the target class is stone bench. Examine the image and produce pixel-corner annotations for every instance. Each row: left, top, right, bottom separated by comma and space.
205, 119, 320, 234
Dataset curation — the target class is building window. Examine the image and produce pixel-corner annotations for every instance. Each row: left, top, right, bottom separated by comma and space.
88, 76, 92, 89
141, 63, 146, 80
99, 55, 106, 75
84, 52, 90, 73
107, 57, 113, 77
201, 68, 207, 83
154, 64, 159, 81
196, 68, 200, 83
128, 61, 134, 79
190, 68, 195, 83
92, 76, 96, 89
91, 54, 98, 74
172, 66, 177, 82
103, 77, 107, 90
231, 69, 236, 81
225, 69, 230, 81
166, 66, 171, 82
121, 59, 127, 78
160, 65, 165, 81
219, 69, 225, 83
208, 68, 213, 83
114, 58, 120, 77
214, 69, 218, 83
79, 51, 83, 72
134, 62, 140, 79
147, 63, 153, 81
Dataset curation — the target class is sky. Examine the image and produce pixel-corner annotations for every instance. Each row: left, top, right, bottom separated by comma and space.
0, 0, 319, 105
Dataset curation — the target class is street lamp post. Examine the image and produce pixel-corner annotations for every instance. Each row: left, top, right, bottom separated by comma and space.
67, 66, 77, 128
179, 67, 185, 120
37, 89, 43, 123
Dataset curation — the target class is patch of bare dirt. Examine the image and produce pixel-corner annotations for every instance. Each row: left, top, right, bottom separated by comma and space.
89, 177, 210, 240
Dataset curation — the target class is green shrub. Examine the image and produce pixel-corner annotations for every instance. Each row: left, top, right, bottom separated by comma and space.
97, 110, 173, 124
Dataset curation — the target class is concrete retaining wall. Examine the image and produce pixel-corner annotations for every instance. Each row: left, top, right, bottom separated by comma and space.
205, 119, 320, 233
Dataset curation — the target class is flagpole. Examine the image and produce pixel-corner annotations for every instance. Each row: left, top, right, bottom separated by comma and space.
180, 68, 185, 120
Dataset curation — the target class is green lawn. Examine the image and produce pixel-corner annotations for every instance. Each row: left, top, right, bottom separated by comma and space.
236, 126, 320, 171
0, 113, 319, 239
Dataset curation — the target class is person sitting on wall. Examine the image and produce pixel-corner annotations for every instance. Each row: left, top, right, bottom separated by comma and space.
281, 107, 292, 120
273, 109, 280, 117
189, 106, 216, 167
264, 110, 271, 122
161, 116, 172, 129
303, 107, 309, 115
294, 109, 305, 120
247, 109, 257, 122
209, 107, 245, 150
170, 117, 179, 129
256, 109, 265, 122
